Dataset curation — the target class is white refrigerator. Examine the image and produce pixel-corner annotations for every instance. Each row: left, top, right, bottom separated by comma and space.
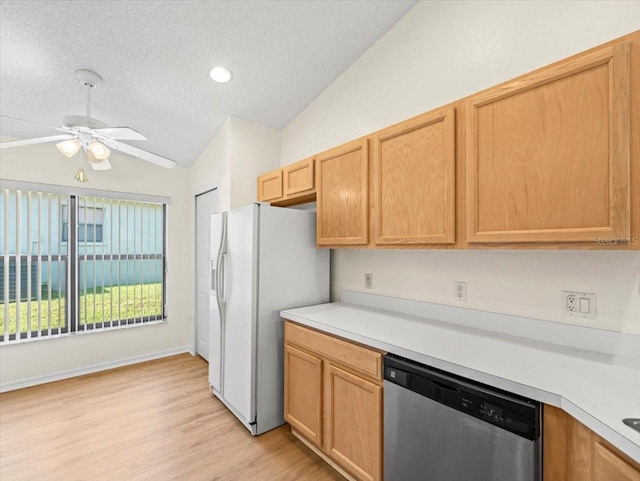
208, 203, 329, 435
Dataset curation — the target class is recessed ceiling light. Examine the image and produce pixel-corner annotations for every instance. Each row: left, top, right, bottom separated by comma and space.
209, 66, 232, 83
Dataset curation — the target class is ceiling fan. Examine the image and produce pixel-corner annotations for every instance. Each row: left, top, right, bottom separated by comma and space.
0, 69, 176, 180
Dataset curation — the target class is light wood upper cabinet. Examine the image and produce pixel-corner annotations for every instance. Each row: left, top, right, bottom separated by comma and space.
325, 364, 382, 481
284, 157, 315, 196
372, 107, 456, 245
467, 42, 631, 244
316, 138, 369, 246
284, 344, 323, 446
544, 405, 640, 481
257, 170, 283, 202
257, 158, 316, 206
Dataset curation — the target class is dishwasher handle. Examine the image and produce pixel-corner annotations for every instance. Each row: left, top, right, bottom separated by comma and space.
430, 378, 461, 393
386, 364, 460, 401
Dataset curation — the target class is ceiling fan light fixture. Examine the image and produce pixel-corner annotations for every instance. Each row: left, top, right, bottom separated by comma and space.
89, 140, 110, 160
74, 167, 89, 183
90, 158, 112, 171
209, 65, 232, 83
56, 139, 81, 158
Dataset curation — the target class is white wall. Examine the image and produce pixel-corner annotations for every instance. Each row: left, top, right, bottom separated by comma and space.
0, 144, 192, 387
229, 117, 281, 208
281, 1, 640, 334
189, 116, 280, 207
190, 117, 232, 210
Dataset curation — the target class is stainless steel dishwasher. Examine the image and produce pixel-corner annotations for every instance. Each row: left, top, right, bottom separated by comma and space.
384, 354, 541, 481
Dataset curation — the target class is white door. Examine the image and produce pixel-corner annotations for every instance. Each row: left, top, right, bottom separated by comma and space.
195, 189, 218, 360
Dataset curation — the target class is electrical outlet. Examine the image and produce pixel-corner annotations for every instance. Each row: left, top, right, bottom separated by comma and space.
562, 291, 596, 320
454, 281, 467, 302
566, 293, 577, 312
365, 273, 373, 289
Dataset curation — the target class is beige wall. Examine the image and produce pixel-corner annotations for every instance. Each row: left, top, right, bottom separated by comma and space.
0, 144, 192, 387
230, 117, 281, 208
280, 1, 640, 333
189, 116, 280, 207
190, 117, 232, 209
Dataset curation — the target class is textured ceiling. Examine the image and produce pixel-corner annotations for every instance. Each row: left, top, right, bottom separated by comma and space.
0, 0, 417, 167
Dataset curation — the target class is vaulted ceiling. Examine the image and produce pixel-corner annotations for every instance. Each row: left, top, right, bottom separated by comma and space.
0, 0, 417, 166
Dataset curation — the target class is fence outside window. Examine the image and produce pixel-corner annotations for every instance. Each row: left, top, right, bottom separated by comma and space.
0, 182, 167, 344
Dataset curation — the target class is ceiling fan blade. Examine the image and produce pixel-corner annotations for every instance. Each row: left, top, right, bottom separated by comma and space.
93, 127, 147, 141
109, 140, 176, 168
0, 115, 69, 133
90, 158, 112, 171
0, 134, 75, 149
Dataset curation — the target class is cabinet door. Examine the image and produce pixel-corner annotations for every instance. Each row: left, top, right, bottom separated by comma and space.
257, 169, 283, 202
284, 157, 315, 196
594, 442, 640, 481
284, 344, 323, 446
317, 139, 369, 245
372, 107, 455, 245
467, 42, 630, 243
325, 364, 382, 481
544, 405, 640, 481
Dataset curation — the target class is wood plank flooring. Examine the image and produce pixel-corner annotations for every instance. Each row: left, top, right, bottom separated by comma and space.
0, 354, 344, 481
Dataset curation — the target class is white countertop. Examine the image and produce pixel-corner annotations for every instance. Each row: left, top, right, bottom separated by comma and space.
281, 294, 640, 462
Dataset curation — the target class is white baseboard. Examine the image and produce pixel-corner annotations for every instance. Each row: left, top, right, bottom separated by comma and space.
0, 345, 193, 393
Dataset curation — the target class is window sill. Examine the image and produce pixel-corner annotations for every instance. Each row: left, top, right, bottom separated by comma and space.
0, 318, 168, 346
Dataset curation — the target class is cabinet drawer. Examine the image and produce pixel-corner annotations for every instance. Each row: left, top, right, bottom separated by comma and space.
285, 321, 382, 381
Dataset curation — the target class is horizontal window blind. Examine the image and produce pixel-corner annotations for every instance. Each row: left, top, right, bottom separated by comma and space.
0, 186, 166, 344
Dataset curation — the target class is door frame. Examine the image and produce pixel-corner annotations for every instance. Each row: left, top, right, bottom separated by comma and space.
192, 185, 219, 357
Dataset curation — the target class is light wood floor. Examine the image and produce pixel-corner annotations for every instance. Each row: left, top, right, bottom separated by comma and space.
0, 353, 344, 481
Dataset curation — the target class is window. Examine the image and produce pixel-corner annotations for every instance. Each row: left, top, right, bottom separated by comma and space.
61, 205, 104, 242
0, 183, 167, 343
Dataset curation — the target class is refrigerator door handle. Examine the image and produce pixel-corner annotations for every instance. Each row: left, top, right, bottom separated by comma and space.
215, 252, 223, 310
217, 211, 228, 311
220, 252, 227, 305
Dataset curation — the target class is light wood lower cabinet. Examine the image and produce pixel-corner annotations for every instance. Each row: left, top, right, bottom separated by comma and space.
284, 344, 323, 446
284, 320, 384, 481
325, 364, 382, 481
544, 405, 640, 481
